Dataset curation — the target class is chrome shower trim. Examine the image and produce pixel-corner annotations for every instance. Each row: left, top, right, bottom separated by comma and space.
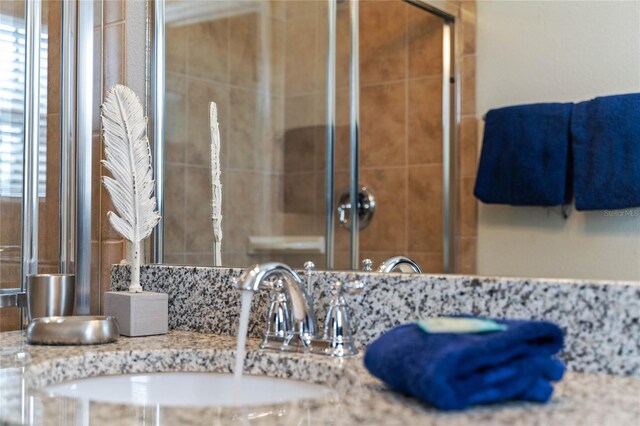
20, 0, 42, 327
151, 0, 166, 264
59, 0, 77, 274
349, 0, 360, 270
325, 0, 337, 269
75, 0, 94, 315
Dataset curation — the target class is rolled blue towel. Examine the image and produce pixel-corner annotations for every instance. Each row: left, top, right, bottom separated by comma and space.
474, 103, 573, 206
363, 318, 565, 411
571, 93, 640, 210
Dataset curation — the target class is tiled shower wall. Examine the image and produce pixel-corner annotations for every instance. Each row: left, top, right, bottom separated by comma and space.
163, 2, 287, 268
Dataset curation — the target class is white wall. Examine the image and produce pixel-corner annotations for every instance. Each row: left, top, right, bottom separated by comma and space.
476, 0, 640, 281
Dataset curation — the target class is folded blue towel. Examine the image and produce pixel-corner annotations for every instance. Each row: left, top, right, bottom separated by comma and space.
474, 103, 573, 206
571, 93, 640, 210
363, 318, 565, 411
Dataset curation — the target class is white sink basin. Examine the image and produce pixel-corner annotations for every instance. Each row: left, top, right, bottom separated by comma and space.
44, 372, 333, 408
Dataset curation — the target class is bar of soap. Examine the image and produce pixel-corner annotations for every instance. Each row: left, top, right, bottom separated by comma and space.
104, 291, 168, 337
415, 317, 507, 334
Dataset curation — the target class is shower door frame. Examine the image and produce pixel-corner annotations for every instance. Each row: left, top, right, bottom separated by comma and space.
406, 0, 459, 273
148, 0, 460, 272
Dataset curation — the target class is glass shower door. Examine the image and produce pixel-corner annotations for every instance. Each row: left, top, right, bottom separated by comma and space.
332, 0, 455, 272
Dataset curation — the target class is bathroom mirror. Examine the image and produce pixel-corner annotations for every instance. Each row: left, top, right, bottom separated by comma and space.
149, 0, 640, 282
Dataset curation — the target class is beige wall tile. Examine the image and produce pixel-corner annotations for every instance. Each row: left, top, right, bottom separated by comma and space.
408, 76, 443, 165
361, 82, 407, 168
186, 78, 229, 166
47, 0, 61, 115
460, 116, 478, 177
268, 1, 286, 21
458, 236, 477, 274
282, 213, 322, 236
284, 172, 316, 214
360, 168, 407, 252
284, 127, 317, 173
333, 250, 351, 271
0, 259, 20, 287
285, 0, 318, 21
185, 167, 214, 253
360, 0, 407, 85
164, 254, 185, 265
408, 164, 443, 252
0, 308, 20, 331
228, 87, 258, 170
187, 19, 229, 83
229, 13, 258, 89
408, 8, 443, 78
269, 18, 285, 95
407, 251, 443, 273
461, 0, 476, 55
164, 164, 185, 255
221, 171, 262, 253
165, 72, 187, 163
461, 55, 476, 115
166, 24, 187, 75
266, 95, 285, 172
0, 200, 21, 248
285, 94, 318, 130
285, 13, 317, 95
184, 253, 213, 267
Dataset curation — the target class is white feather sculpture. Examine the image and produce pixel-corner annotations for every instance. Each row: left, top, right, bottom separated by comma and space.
210, 102, 223, 266
101, 84, 161, 292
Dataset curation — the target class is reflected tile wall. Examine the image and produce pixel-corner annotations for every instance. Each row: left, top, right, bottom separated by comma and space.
161, 0, 477, 273
165, 1, 287, 268
331, 0, 477, 273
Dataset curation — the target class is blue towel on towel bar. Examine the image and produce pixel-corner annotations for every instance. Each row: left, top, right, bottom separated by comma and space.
363, 318, 565, 411
571, 93, 640, 210
474, 103, 573, 206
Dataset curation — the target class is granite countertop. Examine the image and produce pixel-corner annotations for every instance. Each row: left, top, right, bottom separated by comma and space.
0, 330, 638, 426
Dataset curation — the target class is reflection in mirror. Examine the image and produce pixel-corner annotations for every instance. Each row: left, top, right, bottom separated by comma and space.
161, 0, 464, 274
0, 0, 60, 330
157, 0, 640, 282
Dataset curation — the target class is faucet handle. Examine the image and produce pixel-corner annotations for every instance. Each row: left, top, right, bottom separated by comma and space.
261, 278, 292, 348
304, 261, 315, 273
322, 280, 358, 356
362, 259, 373, 271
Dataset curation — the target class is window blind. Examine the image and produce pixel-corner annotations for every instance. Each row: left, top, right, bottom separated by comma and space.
0, 15, 48, 198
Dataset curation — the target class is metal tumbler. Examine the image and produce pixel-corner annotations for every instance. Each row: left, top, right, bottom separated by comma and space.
26, 274, 75, 321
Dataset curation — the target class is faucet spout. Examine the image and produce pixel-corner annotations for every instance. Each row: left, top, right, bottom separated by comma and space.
236, 263, 317, 346
377, 256, 423, 273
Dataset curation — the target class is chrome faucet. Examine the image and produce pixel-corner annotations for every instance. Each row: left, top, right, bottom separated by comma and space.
235, 262, 361, 357
236, 263, 317, 349
377, 256, 423, 273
